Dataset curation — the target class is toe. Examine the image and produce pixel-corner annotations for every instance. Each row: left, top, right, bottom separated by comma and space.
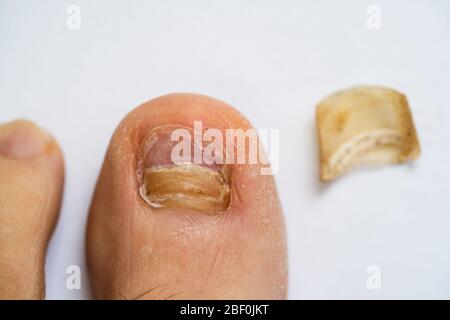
87, 94, 287, 299
0, 120, 64, 299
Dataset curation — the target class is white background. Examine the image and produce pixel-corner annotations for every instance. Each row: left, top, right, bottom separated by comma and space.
1, 0, 449, 299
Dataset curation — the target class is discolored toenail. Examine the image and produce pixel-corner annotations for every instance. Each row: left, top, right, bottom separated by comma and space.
137, 125, 231, 214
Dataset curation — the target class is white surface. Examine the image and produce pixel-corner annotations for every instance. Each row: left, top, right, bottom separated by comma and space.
1, 0, 449, 299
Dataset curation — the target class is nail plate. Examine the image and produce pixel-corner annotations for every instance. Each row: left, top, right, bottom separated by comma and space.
138, 125, 230, 213
0, 120, 51, 159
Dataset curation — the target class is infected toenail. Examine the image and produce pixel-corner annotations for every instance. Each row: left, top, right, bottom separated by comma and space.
138, 125, 231, 214
0, 120, 52, 159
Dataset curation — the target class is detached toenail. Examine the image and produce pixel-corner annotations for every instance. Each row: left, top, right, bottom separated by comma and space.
138, 125, 231, 214
0, 120, 52, 159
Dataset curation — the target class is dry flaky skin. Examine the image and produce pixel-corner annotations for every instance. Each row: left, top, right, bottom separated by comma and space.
316, 86, 420, 181
140, 164, 230, 213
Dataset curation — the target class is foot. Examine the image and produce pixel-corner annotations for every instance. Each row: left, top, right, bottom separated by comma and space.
86, 94, 288, 299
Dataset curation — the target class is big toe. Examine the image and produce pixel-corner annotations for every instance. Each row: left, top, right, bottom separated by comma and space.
87, 94, 287, 299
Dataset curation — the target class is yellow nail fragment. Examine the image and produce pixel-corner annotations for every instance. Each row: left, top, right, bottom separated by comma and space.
316, 86, 420, 181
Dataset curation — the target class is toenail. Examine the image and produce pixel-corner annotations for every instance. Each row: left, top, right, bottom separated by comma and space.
0, 120, 52, 159
137, 125, 231, 214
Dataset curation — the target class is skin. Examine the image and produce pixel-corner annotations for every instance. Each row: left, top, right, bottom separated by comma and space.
0, 120, 64, 299
86, 93, 288, 299
0, 94, 287, 299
